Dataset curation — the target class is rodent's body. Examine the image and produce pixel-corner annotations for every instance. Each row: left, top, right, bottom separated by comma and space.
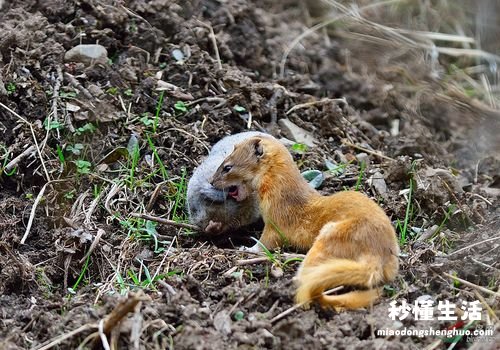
187, 131, 272, 234
211, 136, 399, 310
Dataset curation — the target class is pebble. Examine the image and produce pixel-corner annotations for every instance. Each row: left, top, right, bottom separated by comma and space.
64, 44, 108, 65
278, 118, 317, 148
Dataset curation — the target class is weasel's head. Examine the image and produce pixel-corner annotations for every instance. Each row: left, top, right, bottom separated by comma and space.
211, 136, 278, 201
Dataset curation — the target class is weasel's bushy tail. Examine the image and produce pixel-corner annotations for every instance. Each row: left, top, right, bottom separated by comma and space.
295, 257, 385, 310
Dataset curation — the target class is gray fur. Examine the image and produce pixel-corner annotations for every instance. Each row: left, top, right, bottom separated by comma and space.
187, 131, 271, 233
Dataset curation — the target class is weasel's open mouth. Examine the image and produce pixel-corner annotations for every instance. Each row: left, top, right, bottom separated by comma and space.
228, 186, 239, 199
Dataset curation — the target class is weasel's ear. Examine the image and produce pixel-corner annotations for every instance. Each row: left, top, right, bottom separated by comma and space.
253, 138, 264, 158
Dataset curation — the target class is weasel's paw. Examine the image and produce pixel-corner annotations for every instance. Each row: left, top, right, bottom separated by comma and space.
205, 220, 224, 234
239, 242, 262, 253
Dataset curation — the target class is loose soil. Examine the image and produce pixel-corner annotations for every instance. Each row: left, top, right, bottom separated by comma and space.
0, 0, 498, 349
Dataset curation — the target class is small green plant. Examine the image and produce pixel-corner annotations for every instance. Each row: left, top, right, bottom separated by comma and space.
56, 145, 65, 165
354, 161, 366, 191
121, 218, 168, 254
450, 272, 461, 288
292, 143, 308, 154
74, 123, 96, 135
397, 161, 417, 245
74, 160, 91, 174
128, 20, 138, 33
44, 119, 64, 131
6, 82, 16, 94
106, 87, 119, 95
383, 284, 396, 297
0, 145, 16, 176
146, 133, 169, 180
174, 100, 188, 113
283, 257, 304, 268
126, 135, 141, 188
124, 88, 133, 97
64, 190, 76, 200
168, 168, 188, 223
59, 90, 77, 98
68, 254, 91, 294
67, 143, 84, 156
250, 237, 279, 265
430, 204, 456, 239
140, 114, 155, 127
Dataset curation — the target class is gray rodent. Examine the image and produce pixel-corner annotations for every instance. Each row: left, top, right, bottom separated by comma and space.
187, 131, 273, 234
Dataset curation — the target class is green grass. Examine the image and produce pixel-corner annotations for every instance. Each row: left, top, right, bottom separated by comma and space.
0, 145, 16, 176
354, 161, 366, 191
251, 237, 279, 265
68, 254, 91, 294
168, 168, 188, 223
397, 161, 417, 245
146, 133, 169, 180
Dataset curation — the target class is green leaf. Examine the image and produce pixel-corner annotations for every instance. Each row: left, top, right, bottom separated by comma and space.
74, 160, 91, 174
44, 119, 64, 131
174, 101, 188, 113
292, 143, 308, 154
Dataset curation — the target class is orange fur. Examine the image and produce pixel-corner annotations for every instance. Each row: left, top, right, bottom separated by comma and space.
211, 137, 399, 310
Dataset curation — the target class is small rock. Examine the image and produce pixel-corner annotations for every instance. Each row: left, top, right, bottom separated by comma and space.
369, 171, 388, 199
270, 265, 284, 278
278, 118, 317, 148
417, 224, 439, 241
119, 67, 137, 82
356, 152, 370, 166
213, 310, 232, 336
172, 49, 185, 62
64, 44, 108, 66
87, 84, 105, 98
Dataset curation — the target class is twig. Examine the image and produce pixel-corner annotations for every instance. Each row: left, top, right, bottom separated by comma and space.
87, 292, 147, 350
470, 193, 493, 206
33, 324, 98, 350
286, 97, 347, 115
237, 257, 269, 266
474, 290, 499, 323
442, 272, 500, 298
4, 145, 36, 172
196, 20, 222, 70
270, 286, 344, 323
469, 257, 500, 272
149, 236, 177, 288
98, 320, 111, 350
0, 102, 50, 181
79, 229, 106, 264
130, 213, 201, 231
20, 182, 49, 244
447, 235, 500, 256
342, 140, 395, 162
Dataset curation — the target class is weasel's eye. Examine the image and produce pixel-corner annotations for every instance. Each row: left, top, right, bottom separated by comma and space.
222, 164, 233, 173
